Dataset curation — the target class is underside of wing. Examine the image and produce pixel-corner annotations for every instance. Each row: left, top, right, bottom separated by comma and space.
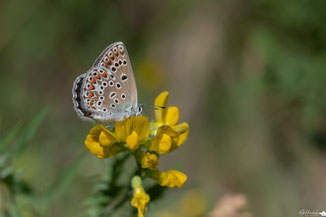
93, 42, 138, 108
77, 67, 134, 122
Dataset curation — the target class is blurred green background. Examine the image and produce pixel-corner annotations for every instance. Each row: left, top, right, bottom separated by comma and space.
1, 0, 326, 216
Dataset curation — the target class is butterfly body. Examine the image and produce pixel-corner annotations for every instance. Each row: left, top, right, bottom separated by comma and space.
72, 42, 142, 122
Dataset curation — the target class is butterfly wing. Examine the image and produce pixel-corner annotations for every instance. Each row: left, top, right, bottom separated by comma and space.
72, 73, 92, 121
72, 67, 133, 122
92, 42, 138, 109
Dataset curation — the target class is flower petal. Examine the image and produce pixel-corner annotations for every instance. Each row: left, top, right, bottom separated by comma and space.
154, 91, 169, 123
127, 131, 140, 151
99, 130, 117, 147
84, 125, 123, 158
158, 134, 172, 154
115, 117, 132, 141
85, 139, 124, 159
85, 135, 105, 158
171, 122, 189, 135
150, 125, 179, 154
171, 122, 189, 148
164, 106, 179, 126
158, 170, 187, 188
89, 125, 102, 134
115, 116, 150, 142
132, 116, 150, 141
146, 169, 187, 188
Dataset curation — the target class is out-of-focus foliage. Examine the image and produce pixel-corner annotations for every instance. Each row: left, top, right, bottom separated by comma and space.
1, 0, 326, 216
0, 111, 85, 216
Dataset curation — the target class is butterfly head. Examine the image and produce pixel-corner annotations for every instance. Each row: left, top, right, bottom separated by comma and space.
136, 104, 143, 116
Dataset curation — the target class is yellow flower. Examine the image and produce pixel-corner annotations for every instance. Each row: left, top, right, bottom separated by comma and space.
131, 176, 150, 217
152, 92, 189, 148
85, 125, 123, 158
141, 152, 158, 170
154, 91, 179, 127
85, 116, 150, 158
150, 123, 189, 154
116, 116, 150, 151
147, 169, 187, 188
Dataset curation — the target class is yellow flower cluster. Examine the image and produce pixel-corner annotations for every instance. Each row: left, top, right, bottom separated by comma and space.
84, 91, 189, 217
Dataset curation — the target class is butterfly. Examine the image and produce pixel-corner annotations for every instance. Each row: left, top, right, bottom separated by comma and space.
72, 42, 142, 122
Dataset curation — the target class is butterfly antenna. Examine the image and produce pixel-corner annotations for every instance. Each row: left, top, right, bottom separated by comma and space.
141, 104, 166, 110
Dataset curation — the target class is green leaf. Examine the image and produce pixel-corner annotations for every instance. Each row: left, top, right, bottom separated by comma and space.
13, 109, 47, 155
0, 122, 22, 151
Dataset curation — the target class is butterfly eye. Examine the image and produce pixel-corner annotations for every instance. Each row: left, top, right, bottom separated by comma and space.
99, 96, 104, 100
109, 81, 114, 87
100, 86, 104, 90
118, 45, 124, 52
111, 104, 116, 108
97, 101, 102, 106
114, 98, 119, 104
121, 94, 126, 99
102, 82, 107, 87
92, 72, 98, 76
102, 108, 107, 112
116, 82, 121, 89
113, 48, 118, 54
88, 77, 92, 82
112, 67, 116, 72
123, 60, 127, 65
119, 60, 122, 65
110, 75, 115, 80
104, 57, 109, 62
99, 91, 103, 95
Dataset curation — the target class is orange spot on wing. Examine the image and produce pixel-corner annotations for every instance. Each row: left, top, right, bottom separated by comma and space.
89, 85, 94, 90
95, 75, 100, 79
88, 92, 93, 98
92, 78, 96, 83
101, 72, 107, 78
